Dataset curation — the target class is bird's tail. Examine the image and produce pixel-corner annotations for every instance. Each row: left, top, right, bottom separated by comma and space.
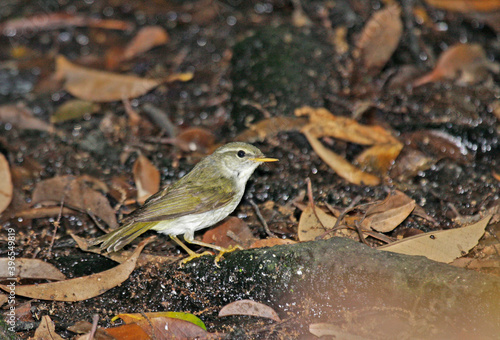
89, 221, 156, 252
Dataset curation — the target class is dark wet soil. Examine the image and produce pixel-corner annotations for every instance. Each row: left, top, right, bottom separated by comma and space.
0, 0, 499, 339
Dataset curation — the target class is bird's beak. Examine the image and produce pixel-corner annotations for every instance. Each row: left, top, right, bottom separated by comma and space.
251, 157, 279, 162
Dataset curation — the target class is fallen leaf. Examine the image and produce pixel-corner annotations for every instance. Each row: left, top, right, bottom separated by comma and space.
171, 127, 217, 153
379, 215, 492, 263
249, 238, 297, 248
0, 258, 66, 281
133, 154, 160, 204
407, 130, 474, 163
103, 323, 149, 340
413, 43, 499, 86
32, 175, 118, 229
202, 217, 256, 248
219, 299, 281, 322
302, 128, 381, 186
67, 321, 115, 340
298, 204, 337, 242
389, 146, 435, 180
361, 191, 416, 233
51, 99, 100, 123
355, 142, 403, 176
424, 0, 500, 12
123, 26, 169, 60
55, 55, 162, 102
141, 317, 208, 339
113, 311, 206, 331
0, 294, 6, 307
33, 315, 65, 340
355, 4, 403, 76
234, 116, 308, 143
309, 322, 365, 339
0, 12, 134, 35
0, 153, 13, 214
0, 104, 56, 133
296, 106, 397, 145
0, 237, 149, 301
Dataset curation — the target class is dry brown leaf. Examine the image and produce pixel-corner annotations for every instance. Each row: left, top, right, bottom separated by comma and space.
298, 204, 338, 242
355, 4, 403, 76
413, 43, 499, 86
0, 12, 134, 34
389, 146, 435, 180
355, 142, 403, 176
133, 154, 160, 204
202, 217, 256, 249
123, 25, 169, 60
234, 116, 308, 143
250, 238, 297, 248
32, 175, 117, 229
296, 106, 397, 145
67, 321, 114, 340
303, 128, 381, 186
361, 191, 416, 233
407, 130, 474, 163
51, 99, 99, 123
219, 299, 281, 322
379, 215, 492, 263
424, 0, 500, 12
0, 153, 13, 215
56, 55, 165, 102
0, 238, 149, 301
0, 258, 66, 281
0, 104, 57, 134
104, 323, 149, 340
172, 127, 217, 153
33, 315, 65, 340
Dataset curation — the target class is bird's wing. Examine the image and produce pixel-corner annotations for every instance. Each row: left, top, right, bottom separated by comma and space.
121, 176, 236, 224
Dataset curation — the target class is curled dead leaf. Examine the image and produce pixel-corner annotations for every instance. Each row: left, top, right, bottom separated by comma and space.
414, 43, 499, 86
296, 106, 397, 145
355, 4, 403, 76
123, 25, 169, 60
133, 154, 160, 204
361, 191, 416, 233
0, 153, 13, 214
219, 299, 281, 322
355, 142, 404, 176
34, 315, 65, 340
302, 128, 381, 186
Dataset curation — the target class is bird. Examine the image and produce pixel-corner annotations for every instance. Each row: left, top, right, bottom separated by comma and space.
90, 142, 278, 264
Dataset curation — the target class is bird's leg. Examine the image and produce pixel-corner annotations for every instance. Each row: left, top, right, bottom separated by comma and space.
170, 235, 213, 265
183, 233, 243, 266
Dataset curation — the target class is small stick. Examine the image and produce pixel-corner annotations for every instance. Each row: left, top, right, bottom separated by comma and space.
88, 314, 99, 340
306, 178, 327, 231
249, 199, 276, 238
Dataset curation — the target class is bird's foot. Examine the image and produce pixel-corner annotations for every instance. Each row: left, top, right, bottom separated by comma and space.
179, 251, 213, 266
214, 245, 244, 266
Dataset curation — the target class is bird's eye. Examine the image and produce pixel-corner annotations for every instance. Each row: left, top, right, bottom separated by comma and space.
237, 150, 246, 158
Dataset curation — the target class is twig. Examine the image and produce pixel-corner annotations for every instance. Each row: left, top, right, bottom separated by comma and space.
354, 220, 370, 246
140, 311, 157, 340
306, 178, 327, 231
48, 197, 65, 258
249, 199, 276, 237
88, 314, 99, 340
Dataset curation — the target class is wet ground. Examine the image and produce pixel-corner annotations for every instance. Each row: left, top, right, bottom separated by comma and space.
0, 0, 499, 338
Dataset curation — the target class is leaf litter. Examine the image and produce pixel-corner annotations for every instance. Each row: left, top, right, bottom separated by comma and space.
0, 237, 151, 301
